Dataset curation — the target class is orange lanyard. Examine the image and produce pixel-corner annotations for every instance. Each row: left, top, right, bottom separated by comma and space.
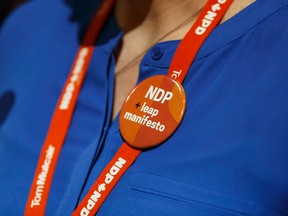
73, 0, 233, 215
24, 0, 115, 215
25, 0, 233, 215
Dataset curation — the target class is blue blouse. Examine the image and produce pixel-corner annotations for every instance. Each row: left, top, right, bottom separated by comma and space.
0, 0, 288, 215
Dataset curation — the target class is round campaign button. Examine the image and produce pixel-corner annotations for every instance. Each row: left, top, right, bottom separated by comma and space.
119, 75, 186, 149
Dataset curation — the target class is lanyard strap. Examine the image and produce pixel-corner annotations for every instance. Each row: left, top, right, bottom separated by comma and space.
72, 0, 233, 215
24, 0, 115, 215
168, 0, 233, 82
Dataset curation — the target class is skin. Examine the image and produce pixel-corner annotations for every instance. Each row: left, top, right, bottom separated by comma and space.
112, 0, 256, 120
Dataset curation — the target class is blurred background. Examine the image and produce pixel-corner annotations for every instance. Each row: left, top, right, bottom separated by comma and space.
0, 0, 29, 26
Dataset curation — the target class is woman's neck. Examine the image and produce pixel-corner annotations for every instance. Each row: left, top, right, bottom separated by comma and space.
115, 0, 256, 34
115, 0, 207, 55
115, 0, 206, 35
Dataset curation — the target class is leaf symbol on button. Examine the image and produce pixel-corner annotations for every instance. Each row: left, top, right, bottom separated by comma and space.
135, 102, 140, 108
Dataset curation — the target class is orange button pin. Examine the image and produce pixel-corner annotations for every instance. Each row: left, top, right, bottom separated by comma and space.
119, 75, 186, 149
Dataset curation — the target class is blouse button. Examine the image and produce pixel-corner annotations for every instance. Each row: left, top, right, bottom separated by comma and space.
151, 46, 164, 60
